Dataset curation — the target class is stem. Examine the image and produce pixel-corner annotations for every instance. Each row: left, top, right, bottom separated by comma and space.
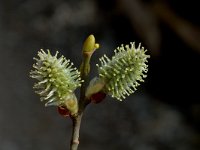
69, 34, 99, 150
70, 114, 83, 150
79, 55, 91, 108
69, 56, 90, 150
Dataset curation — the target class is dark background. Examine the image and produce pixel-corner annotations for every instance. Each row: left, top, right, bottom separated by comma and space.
0, 0, 199, 149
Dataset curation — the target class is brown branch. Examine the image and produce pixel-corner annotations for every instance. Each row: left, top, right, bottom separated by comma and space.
69, 54, 90, 150
70, 114, 82, 150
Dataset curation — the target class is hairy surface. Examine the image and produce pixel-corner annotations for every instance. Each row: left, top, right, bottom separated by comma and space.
97, 43, 150, 100
30, 50, 82, 106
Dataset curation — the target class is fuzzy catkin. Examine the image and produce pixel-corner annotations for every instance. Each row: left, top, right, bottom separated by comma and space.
96, 42, 150, 100
30, 49, 82, 107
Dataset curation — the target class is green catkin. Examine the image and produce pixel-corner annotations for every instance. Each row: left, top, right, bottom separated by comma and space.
96, 42, 150, 101
30, 49, 82, 107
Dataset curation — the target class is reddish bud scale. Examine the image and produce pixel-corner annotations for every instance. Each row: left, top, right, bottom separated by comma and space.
91, 91, 106, 103
57, 106, 70, 117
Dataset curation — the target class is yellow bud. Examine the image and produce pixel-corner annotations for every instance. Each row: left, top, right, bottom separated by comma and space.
95, 44, 100, 50
66, 99, 76, 108
82, 34, 99, 53
64, 97, 78, 115
85, 77, 105, 98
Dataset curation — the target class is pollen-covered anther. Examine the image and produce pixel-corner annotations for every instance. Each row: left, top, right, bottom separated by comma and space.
96, 42, 150, 100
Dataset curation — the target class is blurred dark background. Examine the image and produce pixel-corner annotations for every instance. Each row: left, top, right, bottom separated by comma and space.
0, 0, 199, 149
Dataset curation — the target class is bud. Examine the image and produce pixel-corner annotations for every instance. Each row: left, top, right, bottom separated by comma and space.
57, 106, 70, 117
91, 91, 106, 104
82, 34, 99, 53
64, 94, 78, 115
85, 77, 105, 99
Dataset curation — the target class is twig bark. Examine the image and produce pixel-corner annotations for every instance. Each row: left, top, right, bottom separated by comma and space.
70, 114, 82, 150
69, 56, 90, 150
